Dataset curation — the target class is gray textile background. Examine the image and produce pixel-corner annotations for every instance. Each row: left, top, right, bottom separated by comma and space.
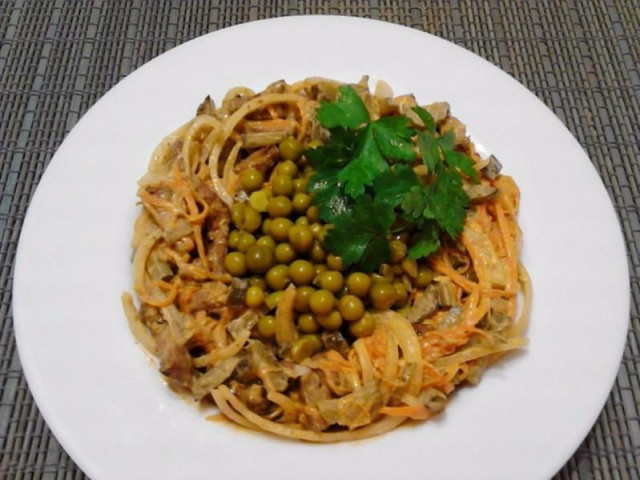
0, 1, 638, 479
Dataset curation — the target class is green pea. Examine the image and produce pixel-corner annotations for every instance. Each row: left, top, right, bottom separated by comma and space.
240, 168, 264, 193
261, 218, 272, 235
338, 294, 365, 322
401, 258, 418, 278
393, 232, 410, 244
309, 223, 324, 240
245, 286, 265, 308
295, 285, 316, 312
289, 335, 321, 362
289, 259, 315, 286
379, 263, 395, 283
306, 205, 319, 223
266, 264, 290, 291
277, 160, 299, 177
249, 189, 271, 213
310, 241, 326, 263
224, 252, 246, 276
257, 315, 276, 337
317, 311, 342, 330
248, 276, 267, 290
370, 282, 398, 310
256, 235, 276, 250
272, 175, 294, 197
318, 271, 344, 293
267, 196, 293, 218
313, 264, 328, 280
326, 254, 344, 272
306, 334, 323, 351
269, 217, 294, 242
349, 314, 375, 338
309, 289, 335, 315
389, 240, 407, 263
265, 291, 283, 310
243, 206, 262, 233
292, 193, 311, 214
230, 203, 245, 228
347, 272, 371, 297
393, 282, 409, 308
274, 243, 296, 264
293, 177, 309, 193
288, 224, 313, 253
279, 137, 304, 162
228, 230, 240, 250
245, 245, 274, 274
236, 232, 256, 253
416, 265, 434, 287
297, 313, 319, 333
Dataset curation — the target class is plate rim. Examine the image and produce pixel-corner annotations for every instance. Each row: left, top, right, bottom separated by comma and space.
12, 14, 631, 480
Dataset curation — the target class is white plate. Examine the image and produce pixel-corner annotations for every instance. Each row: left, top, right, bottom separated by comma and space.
13, 16, 629, 480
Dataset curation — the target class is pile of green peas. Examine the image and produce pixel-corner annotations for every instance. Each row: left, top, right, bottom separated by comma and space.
223, 137, 434, 361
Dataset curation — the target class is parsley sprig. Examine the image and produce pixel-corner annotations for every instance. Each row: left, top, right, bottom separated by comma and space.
306, 85, 478, 272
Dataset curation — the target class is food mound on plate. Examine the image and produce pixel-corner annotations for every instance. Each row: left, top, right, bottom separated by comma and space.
122, 77, 530, 442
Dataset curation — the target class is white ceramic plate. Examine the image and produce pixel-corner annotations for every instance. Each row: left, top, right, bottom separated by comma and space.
13, 16, 629, 480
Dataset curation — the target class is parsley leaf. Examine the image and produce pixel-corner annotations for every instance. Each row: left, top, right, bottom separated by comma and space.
407, 226, 441, 259
424, 164, 469, 239
417, 127, 478, 181
324, 196, 394, 271
337, 125, 389, 198
371, 116, 416, 162
372, 163, 421, 207
309, 84, 479, 270
401, 185, 428, 221
416, 131, 440, 171
359, 235, 392, 272
411, 106, 436, 133
304, 128, 356, 170
443, 149, 479, 182
308, 167, 352, 222
322, 226, 368, 266
305, 127, 360, 221
437, 130, 455, 151
316, 86, 370, 129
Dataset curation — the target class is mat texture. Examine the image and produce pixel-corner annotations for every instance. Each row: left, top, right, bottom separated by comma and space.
1, 1, 638, 479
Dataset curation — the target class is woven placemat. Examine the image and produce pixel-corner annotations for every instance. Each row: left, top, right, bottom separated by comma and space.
1, 1, 638, 478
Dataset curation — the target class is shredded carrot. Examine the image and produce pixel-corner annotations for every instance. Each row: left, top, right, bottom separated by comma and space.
430, 258, 477, 292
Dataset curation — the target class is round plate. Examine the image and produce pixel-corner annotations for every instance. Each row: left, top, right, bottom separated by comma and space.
13, 16, 629, 480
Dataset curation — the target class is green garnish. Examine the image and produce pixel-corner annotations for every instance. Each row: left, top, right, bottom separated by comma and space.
323, 195, 394, 269
306, 85, 478, 272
